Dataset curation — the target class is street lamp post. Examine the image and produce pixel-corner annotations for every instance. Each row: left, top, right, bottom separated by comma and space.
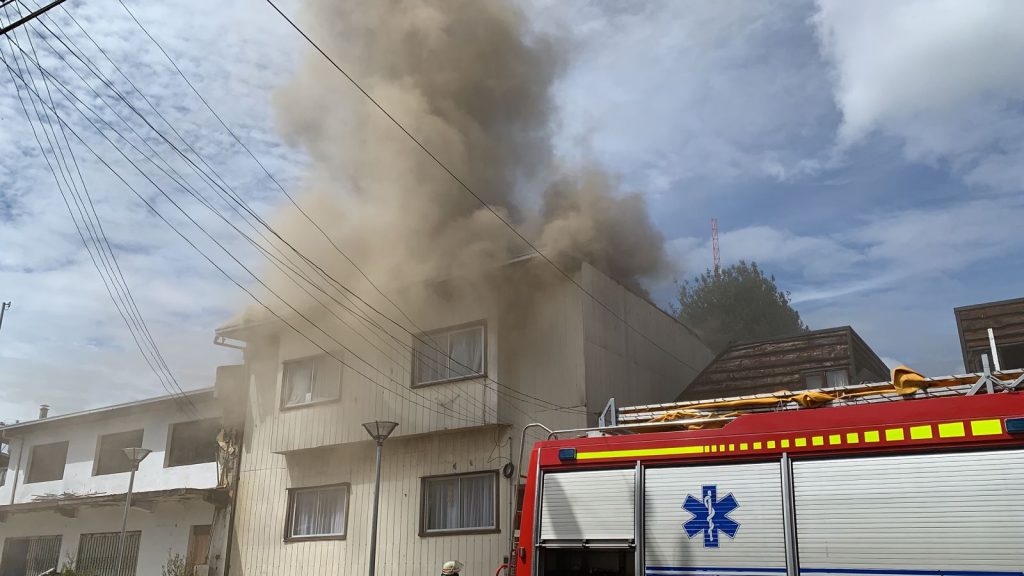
116, 447, 151, 576
362, 421, 398, 576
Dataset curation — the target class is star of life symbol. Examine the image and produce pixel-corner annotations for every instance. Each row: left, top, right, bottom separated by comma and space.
683, 485, 739, 548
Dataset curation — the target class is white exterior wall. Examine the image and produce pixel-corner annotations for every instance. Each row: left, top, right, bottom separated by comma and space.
225, 261, 711, 576
1, 395, 219, 505
0, 499, 215, 575
580, 262, 713, 420
230, 429, 513, 576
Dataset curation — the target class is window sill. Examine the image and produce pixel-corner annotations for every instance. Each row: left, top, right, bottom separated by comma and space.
284, 534, 346, 543
412, 373, 487, 389
419, 527, 500, 537
279, 396, 341, 412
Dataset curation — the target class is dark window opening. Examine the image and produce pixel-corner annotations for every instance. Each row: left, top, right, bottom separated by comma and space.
0, 535, 61, 576
166, 418, 220, 467
540, 548, 634, 576
26, 441, 68, 484
968, 342, 1024, 372
94, 429, 144, 476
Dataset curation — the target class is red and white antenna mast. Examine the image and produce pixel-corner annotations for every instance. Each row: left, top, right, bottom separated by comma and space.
710, 218, 721, 275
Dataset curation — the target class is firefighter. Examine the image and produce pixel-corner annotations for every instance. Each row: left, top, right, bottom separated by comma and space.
441, 560, 464, 576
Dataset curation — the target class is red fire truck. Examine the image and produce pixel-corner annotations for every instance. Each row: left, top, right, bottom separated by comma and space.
512, 370, 1024, 576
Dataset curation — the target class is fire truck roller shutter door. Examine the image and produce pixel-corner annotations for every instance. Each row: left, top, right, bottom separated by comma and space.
645, 462, 787, 576
792, 449, 1024, 576
540, 468, 636, 543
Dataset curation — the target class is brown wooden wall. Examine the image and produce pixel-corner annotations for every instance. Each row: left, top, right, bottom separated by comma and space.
955, 297, 1024, 370
679, 328, 856, 400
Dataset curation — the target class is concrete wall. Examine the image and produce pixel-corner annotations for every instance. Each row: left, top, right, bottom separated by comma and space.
1, 396, 220, 505
0, 498, 214, 575
579, 262, 714, 420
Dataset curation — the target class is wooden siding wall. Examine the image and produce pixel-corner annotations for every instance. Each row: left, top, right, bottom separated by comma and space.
848, 331, 890, 384
956, 299, 1024, 368
681, 330, 853, 400
580, 263, 714, 421
230, 429, 512, 576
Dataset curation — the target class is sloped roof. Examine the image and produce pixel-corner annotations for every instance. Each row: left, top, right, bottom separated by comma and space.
678, 326, 888, 401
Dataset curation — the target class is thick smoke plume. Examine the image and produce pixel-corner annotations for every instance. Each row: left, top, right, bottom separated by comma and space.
264, 0, 667, 312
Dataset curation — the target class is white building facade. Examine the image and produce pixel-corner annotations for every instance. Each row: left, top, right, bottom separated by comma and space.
216, 260, 714, 576
0, 389, 229, 576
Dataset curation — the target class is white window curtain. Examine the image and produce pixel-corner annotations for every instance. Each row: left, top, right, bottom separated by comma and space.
414, 324, 484, 385
424, 473, 495, 532
425, 477, 460, 530
449, 328, 484, 378
283, 356, 340, 406
290, 486, 347, 537
460, 473, 495, 528
284, 359, 314, 406
826, 369, 850, 388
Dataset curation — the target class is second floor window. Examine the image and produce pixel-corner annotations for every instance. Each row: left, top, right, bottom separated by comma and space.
413, 323, 485, 386
167, 418, 220, 467
26, 440, 68, 484
94, 429, 144, 476
282, 355, 341, 408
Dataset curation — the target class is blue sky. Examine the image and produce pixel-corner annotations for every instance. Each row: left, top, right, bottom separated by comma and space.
2, 0, 1023, 422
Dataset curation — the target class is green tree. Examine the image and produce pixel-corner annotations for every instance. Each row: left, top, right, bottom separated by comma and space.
675, 261, 808, 353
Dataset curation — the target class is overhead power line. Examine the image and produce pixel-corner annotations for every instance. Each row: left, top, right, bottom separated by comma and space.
2, 55, 488, 426
0, 0, 68, 36
0, 13, 202, 420
263, 0, 708, 376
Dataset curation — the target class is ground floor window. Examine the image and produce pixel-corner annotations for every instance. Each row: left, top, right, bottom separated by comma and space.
0, 535, 61, 576
76, 531, 141, 576
286, 484, 349, 540
421, 471, 498, 535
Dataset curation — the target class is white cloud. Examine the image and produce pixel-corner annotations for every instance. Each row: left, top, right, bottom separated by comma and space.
540, 0, 837, 193
814, 0, 1024, 192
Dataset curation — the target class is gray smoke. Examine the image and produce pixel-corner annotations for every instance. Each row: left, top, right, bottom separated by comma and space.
263, 0, 667, 313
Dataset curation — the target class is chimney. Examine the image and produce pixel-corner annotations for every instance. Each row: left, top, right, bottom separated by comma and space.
38, 404, 50, 419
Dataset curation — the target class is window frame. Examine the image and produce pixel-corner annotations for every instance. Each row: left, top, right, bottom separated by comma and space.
0, 534, 62, 575
93, 429, 145, 476
76, 530, 141, 576
411, 321, 487, 388
419, 470, 500, 537
164, 418, 221, 468
25, 440, 69, 484
279, 354, 342, 411
283, 483, 351, 542
802, 367, 850, 389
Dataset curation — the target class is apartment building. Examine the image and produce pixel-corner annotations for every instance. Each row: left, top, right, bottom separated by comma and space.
215, 259, 713, 576
0, 389, 229, 576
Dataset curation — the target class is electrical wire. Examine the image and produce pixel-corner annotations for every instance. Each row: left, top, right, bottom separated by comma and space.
2, 52, 491, 426
0, 17, 201, 419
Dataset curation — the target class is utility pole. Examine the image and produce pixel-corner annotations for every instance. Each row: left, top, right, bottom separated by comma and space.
0, 302, 10, 334
710, 219, 721, 275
